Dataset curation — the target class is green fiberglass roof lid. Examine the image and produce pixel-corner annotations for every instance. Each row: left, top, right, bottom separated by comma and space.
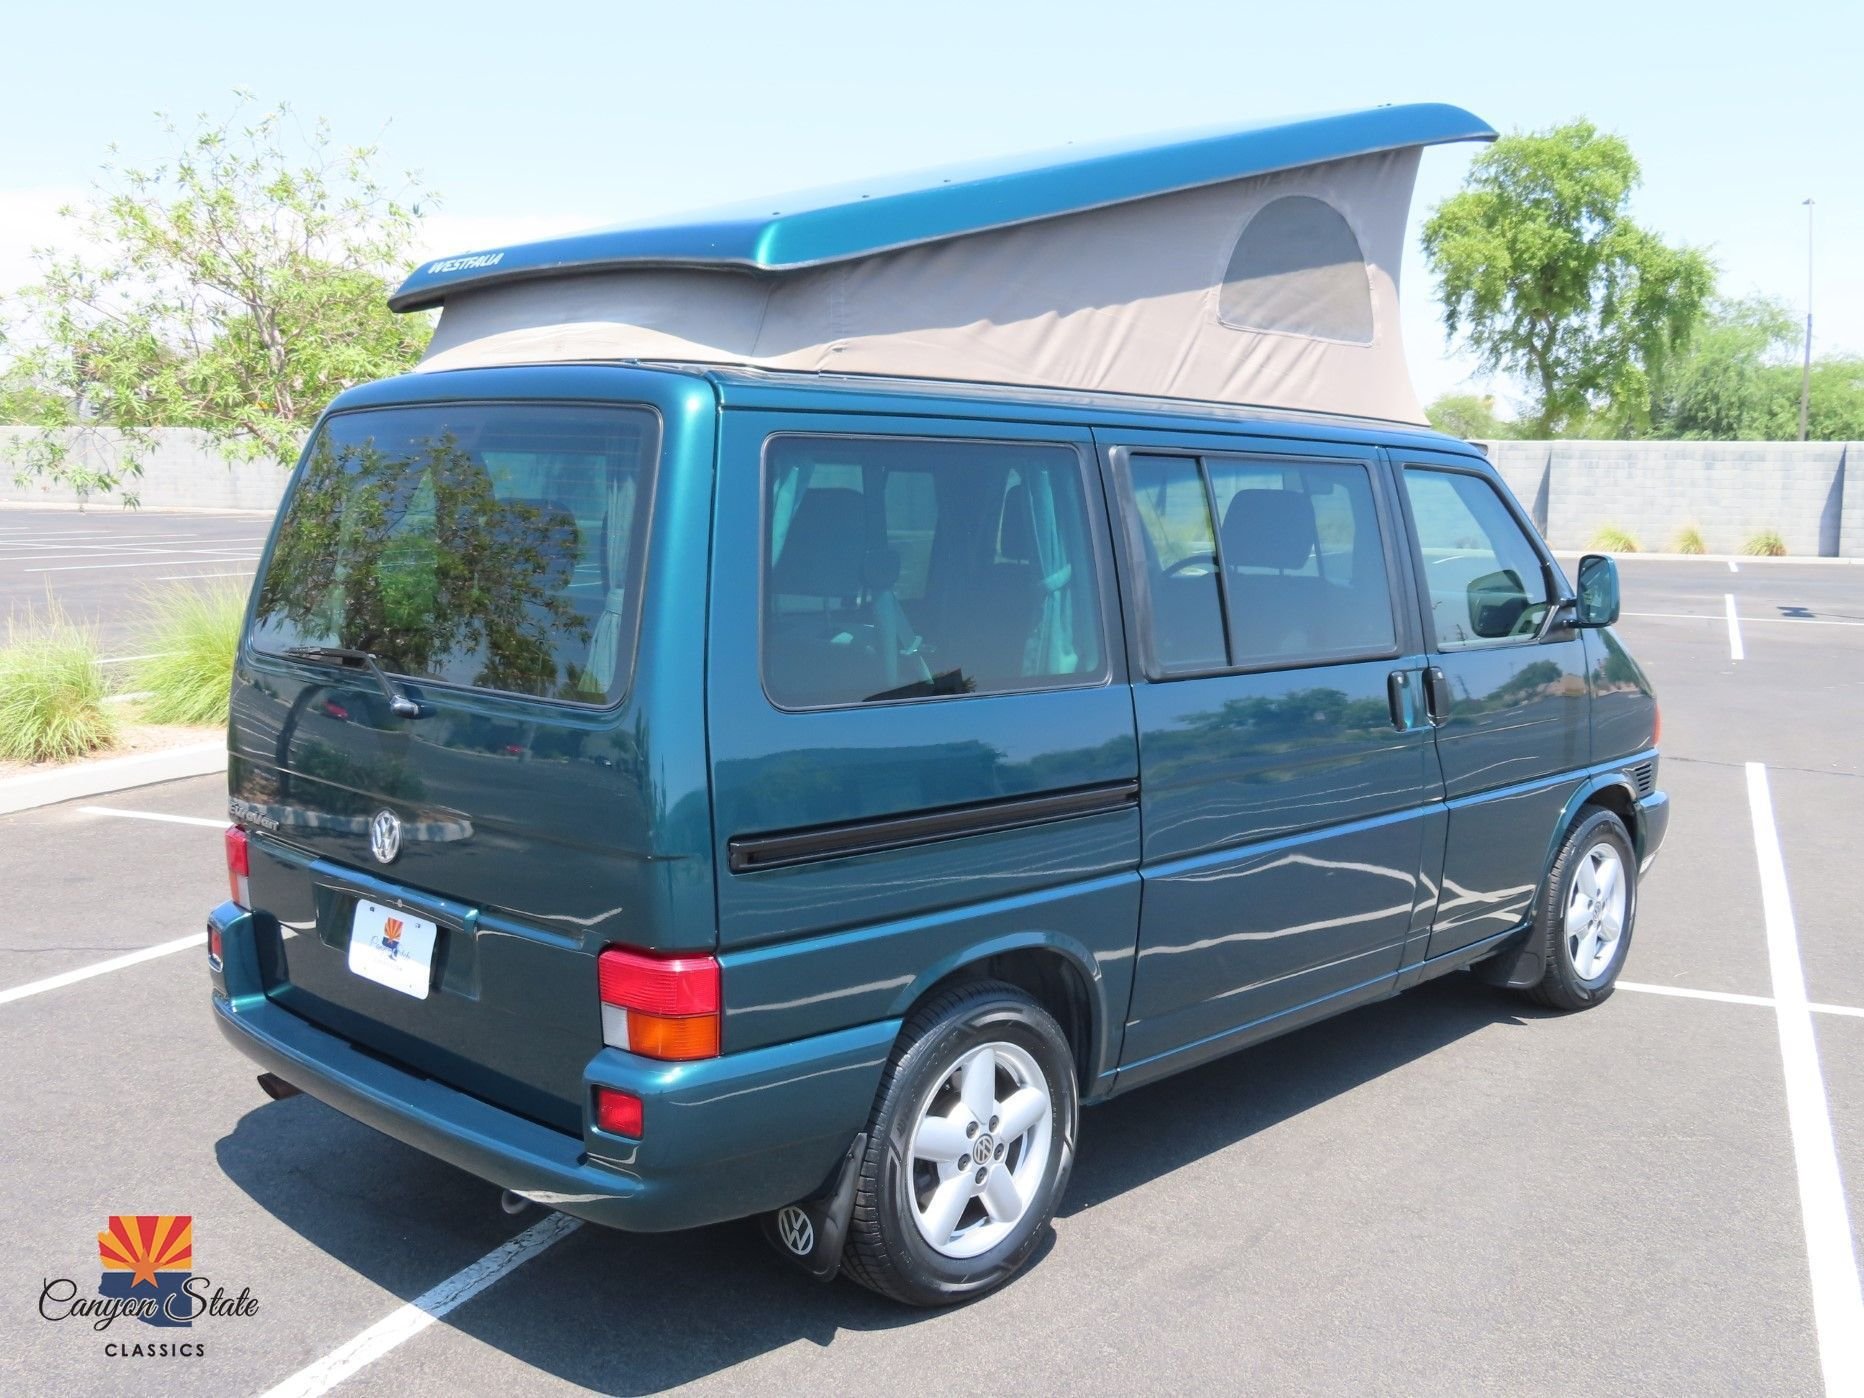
389, 102, 1494, 311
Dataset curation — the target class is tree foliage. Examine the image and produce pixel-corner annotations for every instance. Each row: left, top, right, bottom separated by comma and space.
1422, 121, 1714, 438
1424, 392, 1515, 441
1644, 296, 1864, 440
2, 96, 431, 501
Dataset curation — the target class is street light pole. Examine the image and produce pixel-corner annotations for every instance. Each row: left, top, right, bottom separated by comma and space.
1798, 198, 1814, 442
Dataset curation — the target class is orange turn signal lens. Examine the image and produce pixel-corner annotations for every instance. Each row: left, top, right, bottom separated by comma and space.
622, 1010, 720, 1061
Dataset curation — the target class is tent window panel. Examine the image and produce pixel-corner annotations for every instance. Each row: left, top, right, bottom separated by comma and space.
1217, 195, 1375, 345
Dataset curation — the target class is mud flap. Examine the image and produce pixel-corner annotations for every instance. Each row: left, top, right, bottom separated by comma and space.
758, 1132, 866, 1282
1473, 937, 1543, 989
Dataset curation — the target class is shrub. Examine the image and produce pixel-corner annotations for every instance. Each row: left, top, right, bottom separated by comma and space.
1672, 524, 1707, 555
1742, 529, 1788, 558
0, 606, 118, 762
136, 585, 247, 725
1590, 524, 1640, 553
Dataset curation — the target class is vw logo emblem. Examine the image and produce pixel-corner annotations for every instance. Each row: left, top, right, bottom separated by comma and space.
369, 809, 402, 865
776, 1205, 815, 1257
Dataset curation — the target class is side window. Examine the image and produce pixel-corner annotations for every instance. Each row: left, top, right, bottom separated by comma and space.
1128, 455, 1228, 672
1402, 467, 1551, 646
762, 436, 1106, 708
1205, 458, 1397, 665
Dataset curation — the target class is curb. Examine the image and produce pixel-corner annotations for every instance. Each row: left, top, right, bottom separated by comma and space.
0, 742, 227, 817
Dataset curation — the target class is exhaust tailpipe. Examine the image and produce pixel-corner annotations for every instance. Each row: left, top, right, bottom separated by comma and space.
256, 1072, 301, 1101
499, 1190, 533, 1216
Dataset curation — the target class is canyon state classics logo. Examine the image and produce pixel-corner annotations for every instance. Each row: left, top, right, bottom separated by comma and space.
39, 1215, 259, 1356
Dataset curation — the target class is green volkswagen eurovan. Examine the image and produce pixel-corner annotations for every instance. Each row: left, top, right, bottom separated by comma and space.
208, 104, 1667, 1305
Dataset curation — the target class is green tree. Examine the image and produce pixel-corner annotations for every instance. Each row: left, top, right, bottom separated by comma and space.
1422, 121, 1714, 438
1425, 392, 1514, 441
1646, 297, 1864, 440
1795, 357, 1864, 440
2, 95, 432, 501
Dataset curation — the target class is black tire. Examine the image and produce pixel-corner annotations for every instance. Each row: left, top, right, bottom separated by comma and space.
1520, 808, 1638, 1012
841, 980, 1078, 1306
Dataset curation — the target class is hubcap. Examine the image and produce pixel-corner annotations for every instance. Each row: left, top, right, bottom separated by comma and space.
1564, 843, 1627, 981
905, 1041, 1053, 1259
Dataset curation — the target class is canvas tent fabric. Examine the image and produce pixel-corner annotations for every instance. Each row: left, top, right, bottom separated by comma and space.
404, 106, 1495, 425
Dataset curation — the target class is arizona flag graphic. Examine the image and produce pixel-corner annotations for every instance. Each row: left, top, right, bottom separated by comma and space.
98, 1215, 194, 1328
382, 916, 404, 957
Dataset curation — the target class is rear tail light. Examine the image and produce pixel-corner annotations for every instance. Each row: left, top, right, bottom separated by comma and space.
225, 826, 250, 908
1652, 702, 1662, 748
598, 947, 721, 1061
593, 1086, 644, 1138
207, 920, 224, 970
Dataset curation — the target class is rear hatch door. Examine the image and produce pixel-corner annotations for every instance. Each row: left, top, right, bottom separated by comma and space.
230, 395, 676, 1133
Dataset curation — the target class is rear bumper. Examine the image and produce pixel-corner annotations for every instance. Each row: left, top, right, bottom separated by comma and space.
208, 904, 895, 1232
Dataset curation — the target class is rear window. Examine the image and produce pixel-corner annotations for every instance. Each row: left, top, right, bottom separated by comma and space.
251, 402, 657, 705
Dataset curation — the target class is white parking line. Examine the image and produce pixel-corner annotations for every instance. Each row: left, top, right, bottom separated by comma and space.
156, 570, 254, 581
257, 1212, 582, 1398
78, 805, 227, 829
1730, 560, 1741, 573
1726, 594, 1745, 660
1746, 762, 1863, 1394
0, 935, 198, 1006
1618, 981, 1864, 1019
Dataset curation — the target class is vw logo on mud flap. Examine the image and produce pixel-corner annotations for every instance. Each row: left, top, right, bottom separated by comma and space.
776, 1205, 815, 1257
369, 809, 402, 865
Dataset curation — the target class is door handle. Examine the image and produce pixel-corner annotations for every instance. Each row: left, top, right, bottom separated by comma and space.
1387, 669, 1419, 731
1386, 674, 1424, 738
1422, 666, 1451, 726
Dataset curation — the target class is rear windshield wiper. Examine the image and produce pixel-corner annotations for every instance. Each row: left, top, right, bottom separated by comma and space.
283, 646, 425, 718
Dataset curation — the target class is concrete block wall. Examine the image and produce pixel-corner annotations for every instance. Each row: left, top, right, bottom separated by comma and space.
1482, 440, 1859, 557
4, 427, 1860, 556
0, 427, 289, 513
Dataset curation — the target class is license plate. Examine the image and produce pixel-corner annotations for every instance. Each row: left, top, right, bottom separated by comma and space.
347, 900, 438, 1000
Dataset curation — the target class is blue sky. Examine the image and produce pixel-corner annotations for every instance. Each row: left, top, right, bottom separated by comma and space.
3, 0, 1857, 413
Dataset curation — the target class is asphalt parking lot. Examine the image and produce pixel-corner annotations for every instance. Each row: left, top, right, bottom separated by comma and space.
0, 507, 267, 653
2, 554, 1860, 1396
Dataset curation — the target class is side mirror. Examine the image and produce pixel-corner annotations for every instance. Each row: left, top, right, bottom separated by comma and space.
1574, 553, 1621, 628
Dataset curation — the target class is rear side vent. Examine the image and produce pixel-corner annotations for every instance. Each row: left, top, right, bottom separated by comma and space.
1630, 761, 1656, 797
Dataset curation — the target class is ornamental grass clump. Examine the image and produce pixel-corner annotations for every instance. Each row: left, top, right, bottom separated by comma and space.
136, 584, 247, 726
0, 606, 117, 762
1673, 524, 1706, 555
1741, 529, 1788, 558
1590, 524, 1640, 553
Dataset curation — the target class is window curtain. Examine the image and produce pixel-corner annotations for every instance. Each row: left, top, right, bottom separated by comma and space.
768, 460, 816, 567
1022, 465, 1079, 676
584, 471, 637, 692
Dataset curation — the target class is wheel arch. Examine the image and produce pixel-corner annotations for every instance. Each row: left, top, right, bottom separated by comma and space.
1548, 772, 1642, 879
886, 932, 1111, 1096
